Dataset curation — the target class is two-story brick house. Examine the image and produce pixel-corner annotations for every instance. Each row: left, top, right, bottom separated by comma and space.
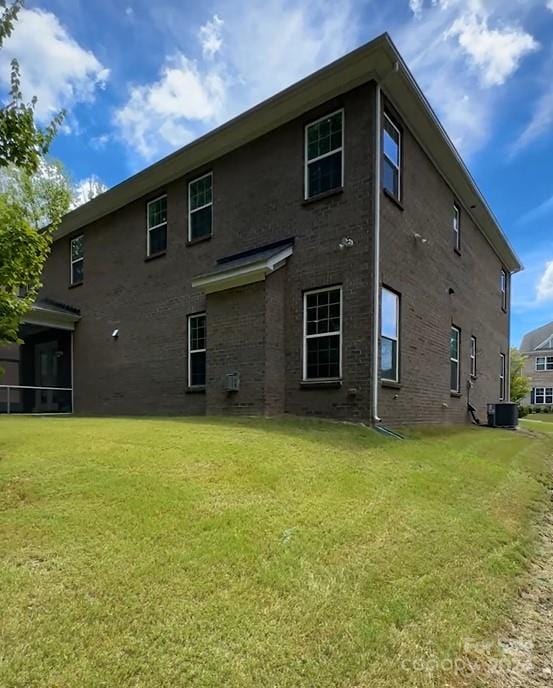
0, 33, 520, 424
520, 321, 553, 408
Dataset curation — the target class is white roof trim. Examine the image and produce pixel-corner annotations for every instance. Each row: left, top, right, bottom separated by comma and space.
192, 245, 293, 294
23, 304, 81, 331
535, 335, 553, 351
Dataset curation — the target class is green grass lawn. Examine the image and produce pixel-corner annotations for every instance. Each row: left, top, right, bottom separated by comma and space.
0, 417, 551, 688
522, 413, 553, 432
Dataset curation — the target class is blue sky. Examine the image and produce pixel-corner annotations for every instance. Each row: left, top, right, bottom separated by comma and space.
1, 0, 552, 345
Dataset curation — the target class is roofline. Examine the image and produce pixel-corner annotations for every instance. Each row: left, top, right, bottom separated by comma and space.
55, 32, 521, 273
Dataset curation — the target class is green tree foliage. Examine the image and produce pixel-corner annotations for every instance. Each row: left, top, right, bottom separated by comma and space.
0, 163, 71, 345
510, 347, 531, 404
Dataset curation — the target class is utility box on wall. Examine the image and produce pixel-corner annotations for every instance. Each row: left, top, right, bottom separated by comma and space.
225, 372, 240, 393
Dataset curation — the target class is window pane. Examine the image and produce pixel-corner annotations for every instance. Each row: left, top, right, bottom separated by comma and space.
383, 118, 400, 165
71, 236, 84, 261
383, 158, 398, 197
149, 224, 167, 254
190, 205, 212, 240
72, 258, 83, 284
381, 337, 397, 381
450, 328, 459, 359
190, 351, 206, 387
307, 151, 342, 197
450, 361, 459, 392
306, 335, 340, 379
381, 289, 398, 339
190, 315, 206, 350
307, 112, 342, 161
148, 197, 167, 228
190, 175, 212, 211
305, 289, 341, 335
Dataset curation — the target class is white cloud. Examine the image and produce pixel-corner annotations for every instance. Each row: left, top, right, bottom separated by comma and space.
0, 8, 109, 121
409, 0, 424, 18
518, 193, 553, 224
116, 0, 357, 161
512, 83, 553, 154
547, 0, 553, 11
71, 175, 109, 209
537, 261, 553, 301
199, 15, 224, 58
446, 13, 538, 87
114, 55, 225, 159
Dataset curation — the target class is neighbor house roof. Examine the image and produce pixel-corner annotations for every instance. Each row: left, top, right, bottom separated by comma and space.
520, 321, 553, 352
55, 33, 521, 273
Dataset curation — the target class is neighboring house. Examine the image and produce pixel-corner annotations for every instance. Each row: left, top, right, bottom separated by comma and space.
520, 321, 553, 408
0, 34, 520, 424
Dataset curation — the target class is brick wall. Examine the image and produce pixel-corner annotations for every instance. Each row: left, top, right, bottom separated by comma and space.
522, 352, 553, 405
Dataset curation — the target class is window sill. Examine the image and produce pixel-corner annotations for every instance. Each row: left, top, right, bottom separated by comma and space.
187, 235, 212, 247
383, 188, 404, 210
186, 386, 206, 394
144, 251, 167, 262
69, 281, 83, 289
381, 380, 401, 389
450, 391, 462, 398
300, 379, 342, 389
303, 187, 343, 206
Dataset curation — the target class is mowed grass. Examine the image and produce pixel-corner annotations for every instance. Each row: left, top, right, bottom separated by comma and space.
522, 414, 553, 433
0, 417, 551, 688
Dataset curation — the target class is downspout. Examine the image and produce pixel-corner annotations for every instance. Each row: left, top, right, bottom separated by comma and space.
372, 63, 398, 425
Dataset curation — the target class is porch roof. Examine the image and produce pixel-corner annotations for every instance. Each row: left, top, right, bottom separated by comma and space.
23, 299, 81, 331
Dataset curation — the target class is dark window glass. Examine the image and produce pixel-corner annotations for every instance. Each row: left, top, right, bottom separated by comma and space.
189, 175, 212, 241
149, 224, 167, 255
304, 288, 341, 380
381, 338, 397, 381
306, 111, 343, 198
383, 114, 401, 199
380, 288, 399, 381
450, 327, 460, 392
72, 259, 84, 284
189, 314, 206, 387
71, 235, 84, 284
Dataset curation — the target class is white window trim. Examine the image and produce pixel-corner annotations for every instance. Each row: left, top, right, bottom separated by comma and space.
304, 109, 344, 200
453, 203, 461, 252
188, 312, 206, 388
146, 194, 167, 257
383, 112, 401, 201
534, 387, 553, 405
188, 172, 213, 242
500, 269, 508, 311
70, 235, 84, 285
381, 287, 400, 383
302, 285, 343, 381
470, 335, 477, 378
499, 353, 506, 401
450, 326, 461, 393
535, 356, 553, 371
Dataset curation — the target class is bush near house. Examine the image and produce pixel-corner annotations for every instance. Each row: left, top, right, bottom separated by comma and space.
0, 416, 551, 687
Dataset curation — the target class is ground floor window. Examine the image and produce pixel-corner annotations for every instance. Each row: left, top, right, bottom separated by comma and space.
380, 287, 399, 382
499, 352, 506, 401
303, 286, 342, 380
188, 313, 206, 387
534, 387, 553, 404
450, 326, 461, 393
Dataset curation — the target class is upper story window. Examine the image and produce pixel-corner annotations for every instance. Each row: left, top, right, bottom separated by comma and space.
450, 325, 461, 393
500, 268, 508, 311
381, 287, 400, 382
70, 235, 84, 285
470, 336, 477, 378
453, 203, 461, 252
189, 173, 213, 242
499, 352, 506, 401
383, 113, 401, 200
147, 195, 167, 256
305, 110, 343, 199
303, 286, 342, 380
536, 356, 553, 371
188, 313, 206, 388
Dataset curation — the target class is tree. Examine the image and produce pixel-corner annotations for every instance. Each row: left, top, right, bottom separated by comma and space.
0, 1, 64, 174
0, 162, 71, 345
510, 347, 531, 404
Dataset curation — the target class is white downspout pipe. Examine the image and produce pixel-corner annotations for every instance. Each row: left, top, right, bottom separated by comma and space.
372, 82, 382, 424
372, 63, 399, 425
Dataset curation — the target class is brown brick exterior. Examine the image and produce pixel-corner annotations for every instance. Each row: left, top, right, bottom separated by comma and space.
28, 80, 510, 424
522, 352, 553, 406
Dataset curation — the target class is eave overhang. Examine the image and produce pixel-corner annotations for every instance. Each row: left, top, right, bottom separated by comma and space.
54, 33, 521, 274
23, 303, 81, 331
192, 244, 293, 294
